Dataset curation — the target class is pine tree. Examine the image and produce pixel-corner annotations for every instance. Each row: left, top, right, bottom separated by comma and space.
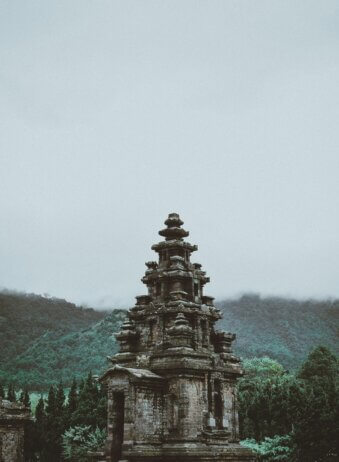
78, 377, 85, 393
7, 383, 16, 402
56, 381, 65, 418
19, 388, 31, 408
23, 390, 35, 462
45, 385, 56, 417
96, 382, 108, 430
44, 385, 61, 462
35, 396, 46, 433
24, 389, 31, 408
55, 381, 66, 443
72, 372, 99, 428
298, 345, 338, 395
66, 378, 78, 427
0, 383, 4, 399
33, 396, 47, 460
293, 346, 339, 462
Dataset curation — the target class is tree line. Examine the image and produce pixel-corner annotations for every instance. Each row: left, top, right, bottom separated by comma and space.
1, 346, 338, 461
239, 346, 338, 461
1, 372, 107, 462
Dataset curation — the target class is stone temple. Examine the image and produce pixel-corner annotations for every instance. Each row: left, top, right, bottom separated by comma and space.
100, 213, 254, 462
0, 398, 31, 462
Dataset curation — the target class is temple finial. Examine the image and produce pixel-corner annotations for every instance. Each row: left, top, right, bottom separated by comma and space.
159, 213, 189, 241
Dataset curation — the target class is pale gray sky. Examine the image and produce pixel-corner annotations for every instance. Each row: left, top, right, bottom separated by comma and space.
1, 0, 338, 308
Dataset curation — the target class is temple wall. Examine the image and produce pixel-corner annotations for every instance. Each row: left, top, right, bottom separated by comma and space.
231, 387, 240, 441
133, 386, 163, 442
223, 382, 234, 430
0, 426, 24, 462
166, 377, 206, 438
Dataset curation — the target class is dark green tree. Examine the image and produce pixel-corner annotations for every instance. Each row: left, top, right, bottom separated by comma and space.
292, 346, 338, 462
62, 425, 107, 461
238, 357, 296, 440
298, 345, 338, 393
78, 377, 85, 393
29, 396, 47, 461
25, 396, 48, 462
72, 372, 100, 428
21, 392, 36, 462
55, 381, 66, 445
19, 389, 31, 408
35, 396, 46, 427
96, 382, 108, 430
7, 383, 16, 402
0, 383, 4, 398
56, 381, 65, 420
45, 385, 56, 417
44, 385, 62, 462
66, 378, 78, 427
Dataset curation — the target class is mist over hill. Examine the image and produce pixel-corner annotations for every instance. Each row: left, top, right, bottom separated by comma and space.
216, 294, 339, 370
0, 290, 337, 389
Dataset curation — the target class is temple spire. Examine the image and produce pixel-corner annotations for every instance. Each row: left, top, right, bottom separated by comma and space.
100, 213, 254, 462
158, 212, 189, 241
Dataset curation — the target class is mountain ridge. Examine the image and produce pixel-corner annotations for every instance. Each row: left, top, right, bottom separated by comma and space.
0, 290, 337, 389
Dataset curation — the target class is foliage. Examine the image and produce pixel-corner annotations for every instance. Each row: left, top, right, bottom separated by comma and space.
28, 391, 48, 414
218, 294, 339, 370
32, 396, 46, 457
0, 290, 125, 389
20, 389, 31, 407
7, 383, 16, 401
241, 435, 294, 461
292, 346, 339, 462
43, 385, 63, 461
1, 291, 338, 388
71, 372, 106, 429
24, 374, 107, 461
1, 290, 338, 461
0, 290, 105, 364
23, 399, 36, 462
238, 357, 299, 440
66, 378, 78, 424
298, 345, 338, 387
238, 348, 339, 462
241, 357, 285, 378
62, 425, 106, 461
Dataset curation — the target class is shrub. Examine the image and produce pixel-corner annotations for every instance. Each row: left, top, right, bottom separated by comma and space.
62, 425, 106, 461
241, 434, 294, 461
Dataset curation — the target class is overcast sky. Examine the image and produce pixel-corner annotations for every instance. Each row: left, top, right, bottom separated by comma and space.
0, 1, 338, 308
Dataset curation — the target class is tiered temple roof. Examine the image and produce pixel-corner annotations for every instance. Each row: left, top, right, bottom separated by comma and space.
109, 212, 241, 376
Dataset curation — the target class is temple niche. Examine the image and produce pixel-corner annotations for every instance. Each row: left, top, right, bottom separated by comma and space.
100, 213, 254, 462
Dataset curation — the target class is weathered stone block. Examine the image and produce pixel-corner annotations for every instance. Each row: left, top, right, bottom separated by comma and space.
0, 399, 31, 462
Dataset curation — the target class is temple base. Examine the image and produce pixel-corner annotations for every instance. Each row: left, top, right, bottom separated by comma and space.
118, 443, 255, 462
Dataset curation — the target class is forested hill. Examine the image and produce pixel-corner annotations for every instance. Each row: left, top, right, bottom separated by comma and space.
0, 290, 338, 389
0, 290, 124, 389
0, 291, 106, 364
216, 294, 339, 370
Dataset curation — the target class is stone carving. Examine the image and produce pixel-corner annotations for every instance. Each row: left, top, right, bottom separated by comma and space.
100, 213, 255, 462
166, 312, 193, 349
0, 399, 31, 462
